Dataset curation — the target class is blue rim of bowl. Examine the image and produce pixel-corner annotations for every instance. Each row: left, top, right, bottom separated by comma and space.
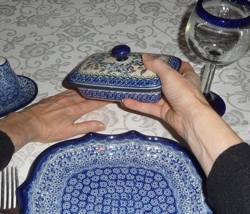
16, 130, 207, 213
0, 75, 38, 118
196, 0, 250, 28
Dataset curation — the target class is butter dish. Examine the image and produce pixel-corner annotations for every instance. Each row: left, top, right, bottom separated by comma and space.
65, 45, 182, 102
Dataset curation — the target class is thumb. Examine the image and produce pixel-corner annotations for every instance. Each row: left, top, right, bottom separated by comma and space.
143, 54, 182, 86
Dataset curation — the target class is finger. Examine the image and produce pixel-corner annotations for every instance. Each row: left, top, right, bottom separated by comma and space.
58, 99, 109, 121
78, 99, 110, 113
45, 121, 106, 142
143, 55, 202, 94
72, 121, 106, 135
39, 91, 92, 107
179, 61, 196, 75
122, 98, 163, 118
59, 89, 78, 96
56, 92, 111, 107
143, 54, 181, 85
54, 91, 85, 103
183, 73, 202, 90
180, 62, 201, 90
41, 90, 79, 103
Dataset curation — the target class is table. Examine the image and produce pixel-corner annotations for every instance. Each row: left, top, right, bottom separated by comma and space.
1, 0, 249, 185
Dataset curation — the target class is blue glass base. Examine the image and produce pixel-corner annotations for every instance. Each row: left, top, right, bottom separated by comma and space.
204, 91, 226, 116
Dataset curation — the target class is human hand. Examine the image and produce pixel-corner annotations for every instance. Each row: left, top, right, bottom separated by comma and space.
122, 54, 242, 175
0, 90, 109, 151
122, 54, 208, 138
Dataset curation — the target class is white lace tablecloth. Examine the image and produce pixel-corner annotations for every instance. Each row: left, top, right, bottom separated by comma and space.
1, 0, 249, 184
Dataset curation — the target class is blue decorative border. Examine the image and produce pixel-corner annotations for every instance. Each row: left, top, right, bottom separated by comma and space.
66, 53, 181, 89
196, 0, 250, 28
0, 76, 38, 117
17, 131, 212, 214
79, 88, 162, 102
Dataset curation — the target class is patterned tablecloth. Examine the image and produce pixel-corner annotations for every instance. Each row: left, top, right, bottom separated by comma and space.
1, 0, 249, 184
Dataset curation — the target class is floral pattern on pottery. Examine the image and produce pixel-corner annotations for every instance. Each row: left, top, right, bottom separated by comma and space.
0, 57, 20, 106
0, 76, 38, 118
17, 131, 212, 214
66, 50, 181, 102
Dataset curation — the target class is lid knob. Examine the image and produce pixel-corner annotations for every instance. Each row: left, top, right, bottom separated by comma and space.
111, 45, 131, 61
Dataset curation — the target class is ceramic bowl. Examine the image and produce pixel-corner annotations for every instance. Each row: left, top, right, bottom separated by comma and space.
17, 131, 212, 214
0, 57, 38, 117
0, 57, 20, 105
65, 45, 182, 103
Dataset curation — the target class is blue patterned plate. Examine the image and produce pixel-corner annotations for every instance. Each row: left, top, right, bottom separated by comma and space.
17, 131, 213, 214
0, 75, 38, 118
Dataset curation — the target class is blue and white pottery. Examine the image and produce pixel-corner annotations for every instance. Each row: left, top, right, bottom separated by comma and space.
17, 131, 213, 214
0, 57, 20, 105
65, 45, 182, 103
0, 57, 38, 117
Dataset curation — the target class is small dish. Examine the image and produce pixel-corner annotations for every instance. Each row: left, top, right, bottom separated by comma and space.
0, 75, 38, 117
65, 45, 182, 102
17, 131, 212, 214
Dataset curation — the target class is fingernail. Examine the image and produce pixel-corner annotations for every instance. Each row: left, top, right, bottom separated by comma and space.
97, 123, 106, 131
143, 54, 154, 60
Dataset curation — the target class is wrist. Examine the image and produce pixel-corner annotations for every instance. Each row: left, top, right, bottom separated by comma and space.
0, 112, 38, 152
182, 102, 242, 175
0, 131, 15, 170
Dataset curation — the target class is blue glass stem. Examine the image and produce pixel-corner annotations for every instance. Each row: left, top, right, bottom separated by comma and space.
202, 62, 216, 95
201, 62, 226, 116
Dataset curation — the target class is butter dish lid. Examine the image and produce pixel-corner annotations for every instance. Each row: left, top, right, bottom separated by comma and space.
66, 45, 181, 90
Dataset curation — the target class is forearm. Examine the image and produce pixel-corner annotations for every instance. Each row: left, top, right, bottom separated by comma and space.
207, 143, 250, 213
139, 55, 243, 176
0, 90, 109, 154
182, 103, 242, 175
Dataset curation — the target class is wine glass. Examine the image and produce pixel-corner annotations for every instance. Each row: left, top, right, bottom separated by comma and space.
185, 0, 250, 116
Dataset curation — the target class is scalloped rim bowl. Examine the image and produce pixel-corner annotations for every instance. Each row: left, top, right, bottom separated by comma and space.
17, 131, 212, 214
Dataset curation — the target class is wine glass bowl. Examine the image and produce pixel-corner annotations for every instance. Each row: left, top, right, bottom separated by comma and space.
185, 0, 250, 116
